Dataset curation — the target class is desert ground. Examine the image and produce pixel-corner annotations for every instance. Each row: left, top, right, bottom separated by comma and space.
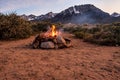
0, 33, 120, 80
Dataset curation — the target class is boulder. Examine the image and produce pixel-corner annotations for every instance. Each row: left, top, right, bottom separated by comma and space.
56, 35, 66, 44
40, 41, 55, 49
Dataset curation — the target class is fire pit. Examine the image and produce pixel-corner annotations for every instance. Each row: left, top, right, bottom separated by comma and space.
32, 25, 72, 49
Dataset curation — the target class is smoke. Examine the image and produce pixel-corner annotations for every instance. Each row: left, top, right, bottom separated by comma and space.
71, 13, 97, 24
58, 28, 64, 35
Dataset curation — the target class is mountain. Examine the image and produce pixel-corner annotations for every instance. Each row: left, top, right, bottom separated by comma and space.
21, 14, 36, 20
21, 4, 120, 24
52, 4, 119, 24
21, 14, 29, 20
27, 14, 37, 20
111, 12, 120, 17
21, 12, 57, 21
36, 12, 57, 21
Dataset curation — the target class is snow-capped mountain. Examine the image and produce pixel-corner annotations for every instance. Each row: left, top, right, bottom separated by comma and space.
21, 4, 120, 24
21, 12, 57, 21
52, 4, 112, 24
36, 12, 57, 21
111, 12, 120, 17
61, 4, 105, 15
27, 14, 37, 20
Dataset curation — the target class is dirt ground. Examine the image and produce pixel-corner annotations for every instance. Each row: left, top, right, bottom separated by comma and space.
0, 33, 120, 80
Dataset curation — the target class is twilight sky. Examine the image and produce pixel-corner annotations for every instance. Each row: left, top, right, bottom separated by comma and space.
0, 0, 120, 15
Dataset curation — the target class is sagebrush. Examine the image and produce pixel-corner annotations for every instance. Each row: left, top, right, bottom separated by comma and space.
0, 13, 32, 40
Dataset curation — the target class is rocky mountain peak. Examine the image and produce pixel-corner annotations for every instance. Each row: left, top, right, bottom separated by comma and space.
52, 4, 111, 24
111, 12, 120, 17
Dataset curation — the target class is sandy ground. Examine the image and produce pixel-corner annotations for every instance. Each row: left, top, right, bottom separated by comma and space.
0, 33, 120, 80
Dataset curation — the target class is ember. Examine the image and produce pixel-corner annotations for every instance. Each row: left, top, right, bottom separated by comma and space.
32, 25, 72, 49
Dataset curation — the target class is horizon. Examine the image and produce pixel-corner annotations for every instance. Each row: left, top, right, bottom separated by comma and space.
0, 0, 120, 16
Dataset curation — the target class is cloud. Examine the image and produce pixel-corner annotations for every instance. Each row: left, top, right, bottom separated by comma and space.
1, 0, 120, 15
0, 0, 38, 12
0, 0, 68, 15
0, 0, 59, 12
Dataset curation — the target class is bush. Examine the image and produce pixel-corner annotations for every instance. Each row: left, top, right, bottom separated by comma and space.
74, 32, 85, 39
0, 13, 32, 40
88, 27, 101, 34
84, 33, 94, 42
32, 22, 50, 34
91, 32, 115, 45
72, 23, 120, 46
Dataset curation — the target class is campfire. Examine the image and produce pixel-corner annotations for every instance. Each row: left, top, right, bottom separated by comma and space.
32, 25, 72, 49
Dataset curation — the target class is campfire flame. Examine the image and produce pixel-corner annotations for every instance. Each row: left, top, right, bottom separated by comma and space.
44, 25, 59, 37
51, 25, 57, 37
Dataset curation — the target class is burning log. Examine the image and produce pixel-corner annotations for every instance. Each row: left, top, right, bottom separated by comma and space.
32, 25, 72, 49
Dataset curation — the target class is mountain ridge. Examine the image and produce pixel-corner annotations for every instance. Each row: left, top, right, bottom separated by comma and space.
21, 4, 120, 24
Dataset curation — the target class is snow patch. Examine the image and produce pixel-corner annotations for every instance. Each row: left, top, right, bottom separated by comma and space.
73, 7, 80, 14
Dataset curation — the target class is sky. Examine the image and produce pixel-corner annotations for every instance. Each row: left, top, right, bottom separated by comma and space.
0, 0, 120, 16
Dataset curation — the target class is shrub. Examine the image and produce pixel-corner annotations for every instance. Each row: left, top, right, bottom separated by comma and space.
92, 32, 116, 45
74, 32, 85, 39
72, 23, 120, 46
84, 33, 94, 42
32, 22, 50, 34
0, 13, 32, 40
88, 27, 101, 34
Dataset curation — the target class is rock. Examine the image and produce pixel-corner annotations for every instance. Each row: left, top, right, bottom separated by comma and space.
64, 38, 72, 47
32, 33, 72, 49
32, 40, 39, 49
40, 41, 55, 49
32, 34, 42, 49
56, 35, 72, 48
56, 35, 66, 44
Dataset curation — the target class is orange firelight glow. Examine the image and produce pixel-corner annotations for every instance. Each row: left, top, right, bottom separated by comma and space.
51, 25, 57, 37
